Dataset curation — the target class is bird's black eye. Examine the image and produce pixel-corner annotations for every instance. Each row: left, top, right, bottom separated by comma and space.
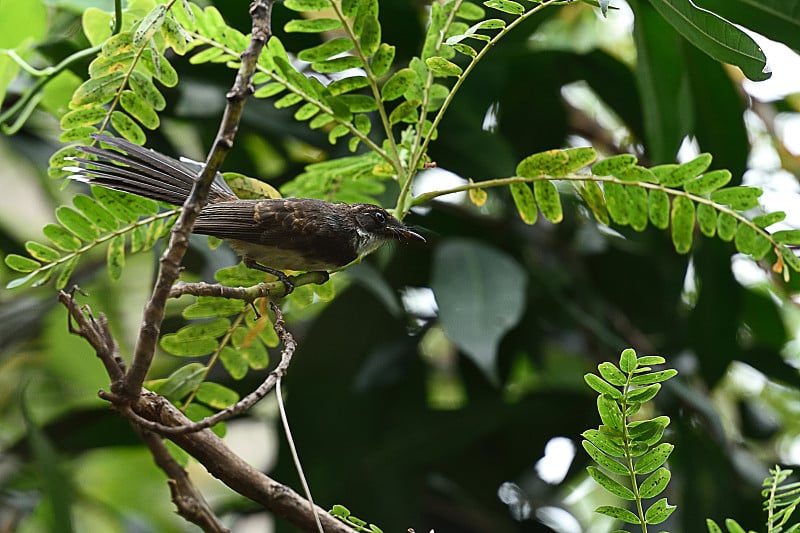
373, 211, 386, 224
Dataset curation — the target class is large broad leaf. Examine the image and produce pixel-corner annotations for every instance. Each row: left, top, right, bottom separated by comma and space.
431, 239, 527, 382
647, 0, 769, 81
694, 0, 800, 53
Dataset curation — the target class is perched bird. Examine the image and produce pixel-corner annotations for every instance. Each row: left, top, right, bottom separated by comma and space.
65, 134, 425, 290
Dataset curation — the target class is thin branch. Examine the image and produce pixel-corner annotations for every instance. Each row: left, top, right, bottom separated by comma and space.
130, 389, 356, 533
121, 0, 275, 401
106, 302, 297, 436
168, 271, 329, 300
59, 289, 124, 383
139, 429, 228, 533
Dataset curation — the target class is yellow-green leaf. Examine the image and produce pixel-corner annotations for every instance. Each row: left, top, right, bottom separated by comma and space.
120, 90, 159, 129
670, 196, 695, 254
533, 181, 562, 223
381, 68, 417, 101
696, 203, 716, 237
603, 182, 629, 225
648, 189, 669, 230
509, 182, 537, 224
578, 181, 609, 225
592, 154, 637, 176
107, 234, 125, 281
683, 169, 731, 195
426, 56, 462, 77
110, 111, 146, 145
285, 18, 342, 33
4, 254, 41, 273
717, 212, 737, 242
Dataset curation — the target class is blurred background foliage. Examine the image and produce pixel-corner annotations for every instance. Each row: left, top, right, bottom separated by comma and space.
3, 0, 800, 531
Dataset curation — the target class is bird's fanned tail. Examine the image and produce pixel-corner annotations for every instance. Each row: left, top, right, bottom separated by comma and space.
64, 134, 237, 206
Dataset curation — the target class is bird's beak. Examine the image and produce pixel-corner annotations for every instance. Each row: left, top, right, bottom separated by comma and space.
392, 226, 426, 243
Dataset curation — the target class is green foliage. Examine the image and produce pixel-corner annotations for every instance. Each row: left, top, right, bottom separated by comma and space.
329, 504, 384, 533
583, 348, 677, 529
4, 188, 177, 289
477, 149, 796, 279
706, 466, 800, 533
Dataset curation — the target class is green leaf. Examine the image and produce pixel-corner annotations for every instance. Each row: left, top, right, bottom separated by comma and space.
120, 90, 158, 131
592, 154, 637, 176
645, 498, 676, 524
160, 334, 218, 357
196, 382, 240, 409
696, 203, 717, 237
598, 362, 626, 386
626, 383, 660, 403
24, 241, 61, 263
43, 224, 82, 251
603, 182, 629, 225
312, 55, 364, 73
629, 369, 677, 385
659, 153, 712, 187
339, 94, 378, 112
4, 254, 41, 273
582, 441, 629, 475
594, 505, 641, 524
647, 0, 769, 82
585, 373, 622, 399
710, 186, 763, 210
370, 43, 395, 77
639, 467, 671, 498
628, 417, 669, 445
60, 105, 108, 130
381, 68, 417, 101
637, 357, 666, 368
297, 38, 354, 62
285, 18, 343, 33
509, 183, 537, 224
55, 256, 79, 289
635, 443, 674, 475
670, 195, 694, 254
107, 234, 125, 281
597, 395, 624, 431
159, 363, 206, 402
388, 98, 421, 124
284, 0, 331, 10
483, 0, 525, 15
71, 72, 125, 107
134, 4, 167, 47
254, 82, 286, 98
586, 467, 635, 500
751, 211, 785, 228
616, 165, 658, 183
582, 429, 625, 458
578, 182, 609, 225
648, 189, 669, 230
425, 56, 463, 77
129, 71, 166, 111
111, 111, 146, 145
358, 15, 381, 56
683, 169, 731, 194
772, 230, 800, 246
620, 348, 637, 373
706, 519, 723, 533
717, 212, 737, 242
724, 518, 747, 533
533, 181, 563, 223
431, 239, 526, 382
626, 186, 649, 231
220, 346, 248, 380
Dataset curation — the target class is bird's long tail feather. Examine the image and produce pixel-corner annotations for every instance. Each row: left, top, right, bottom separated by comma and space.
64, 134, 236, 205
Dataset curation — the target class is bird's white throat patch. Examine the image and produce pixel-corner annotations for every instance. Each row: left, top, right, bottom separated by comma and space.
354, 227, 387, 256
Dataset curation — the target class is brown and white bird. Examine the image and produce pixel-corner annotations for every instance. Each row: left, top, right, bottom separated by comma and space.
65, 134, 424, 288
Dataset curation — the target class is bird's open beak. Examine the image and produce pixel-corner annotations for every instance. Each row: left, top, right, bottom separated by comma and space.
393, 226, 426, 243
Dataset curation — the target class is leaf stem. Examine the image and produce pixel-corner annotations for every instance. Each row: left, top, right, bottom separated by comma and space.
396, 0, 563, 214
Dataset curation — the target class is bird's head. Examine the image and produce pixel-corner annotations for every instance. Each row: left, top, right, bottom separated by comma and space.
349, 204, 425, 256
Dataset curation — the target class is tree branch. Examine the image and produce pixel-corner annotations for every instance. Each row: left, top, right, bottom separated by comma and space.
121, 0, 275, 401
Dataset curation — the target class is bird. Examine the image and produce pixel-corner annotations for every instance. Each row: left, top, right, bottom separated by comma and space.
64, 134, 425, 291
